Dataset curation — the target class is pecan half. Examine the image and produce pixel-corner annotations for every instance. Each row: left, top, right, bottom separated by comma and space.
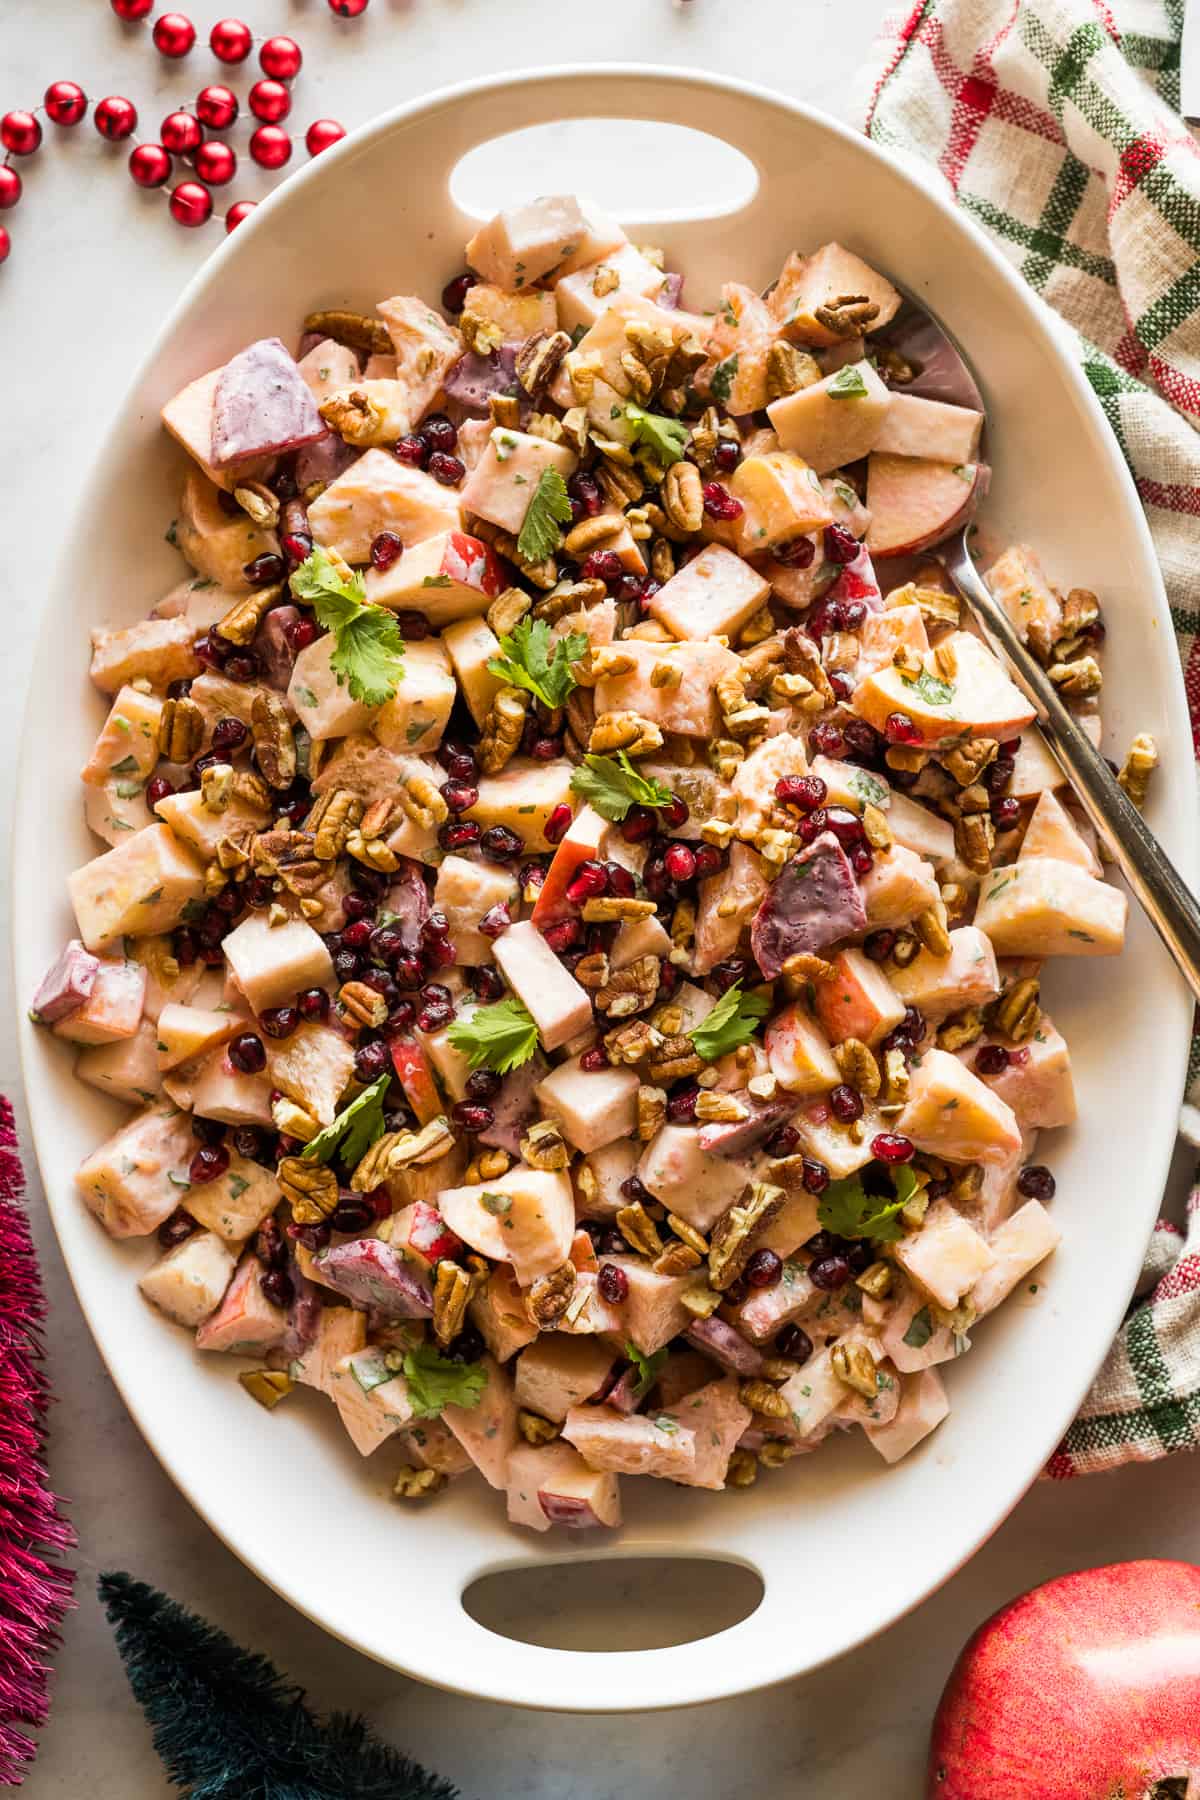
432, 1260, 471, 1346
303, 308, 391, 355
527, 1260, 577, 1329
248, 690, 296, 790
217, 583, 284, 647
660, 460, 704, 534
157, 695, 204, 762
478, 686, 527, 775
1118, 732, 1157, 808
709, 1181, 783, 1290
617, 1200, 663, 1258
765, 341, 820, 401
278, 1157, 339, 1224
832, 1037, 881, 1098
516, 328, 571, 397
339, 980, 389, 1028
521, 1118, 569, 1172
637, 1084, 667, 1141
587, 711, 663, 758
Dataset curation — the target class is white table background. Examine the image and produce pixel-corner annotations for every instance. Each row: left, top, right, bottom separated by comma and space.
4, 1, 1200, 1793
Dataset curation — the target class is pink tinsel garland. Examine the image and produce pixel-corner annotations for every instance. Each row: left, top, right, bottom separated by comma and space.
0, 1098, 75, 1785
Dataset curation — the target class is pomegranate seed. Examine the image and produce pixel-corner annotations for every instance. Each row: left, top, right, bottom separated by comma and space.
479, 824, 523, 863
580, 548, 624, 582
442, 271, 472, 313
710, 958, 748, 994
465, 1069, 502, 1101
193, 1114, 227, 1145
370, 927, 404, 963
829, 671, 855, 701
439, 820, 481, 851
807, 721, 844, 758
280, 529, 313, 567
422, 413, 458, 454
452, 1101, 495, 1132
601, 862, 634, 899
286, 615, 319, 653
765, 1123, 800, 1157
598, 1262, 629, 1304
544, 803, 573, 845
992, 795, 1021, 830
985, 755, 1016, 794
744, 1248, 783, 1289
842, 599, 869, 631
902, 1006, 925, 1040
259, 1267, 294, 1309
478, 903, 511, 939
842, 719, 883, 762
713, 438, 741, 473
692, 844, 724, 880
773, 535, 815, 568
211, 717, 248, 755
775, 1323, 813, 1363
620, 1175, 652, 1206
417, 984, 454, 1031
189, 1143, 229, 1184
885, 712, 923, 745
370, 531, 404, 572
439, 741, 477, 781
395, 433, 429, 467
664, 843, 696, 882
341, 919, 373, 949
1009, 1046, 1031, 1067
244, 552, 285, 587
145, 775, 174, 809
567, 471, 603, 517
350, 1042, 388, 1086
850, 844, 874, 876
809, 1254, 851, 1291
327, 1197, 373, 1236
341, 892, 375, 922
228, 1032, 266, 1073
823, 523, 859, 564
471, 965, 505, 1002
297, 987, 330, 1019
808, 599, 844, 640
620, 805, 656, 843
1016, 1164, 1056, 1201
157, 1210, 197, 1249
662, 794, 690, 829
427, 451, 465, 486
440, 779, 479, 815
829, 1083, 863, 1124
530, 735, 562, 761
975, 1044, 1010, 1077
702, 481, 743, 521
394, 609, 430, 641
579, 1046, 609, 1072
824, 805, 865, 846
565, 861, 609, 905
393, 955, 423, 990
225, 653, 259, 682
194, 632, 227, 670
801, 1158, 831, 1194
542, 917, 581, 954
796, 808, 829, 845
260, 1006, 298, 1039
872, 1132, 915, 1164
666, 1086, 698, 1123
863, 929, 897, 963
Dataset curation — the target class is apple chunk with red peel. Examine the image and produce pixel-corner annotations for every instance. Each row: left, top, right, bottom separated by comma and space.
864, 452, 982, 558
210, 337, 324, 468
926, 1560, 1200, 1800
362, 529, 505, 627
852, 632, 1036, 745
506, 1442, 622, 1532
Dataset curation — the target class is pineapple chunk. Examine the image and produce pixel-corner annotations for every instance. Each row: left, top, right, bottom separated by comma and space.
373, 637, 456, 754
263, 1020, 355, 1126
464, 758, 575, 851
647, 544, 769, 642
724, 452, 835, 552
68, 823, 205, 953
441, 615, 505, 729
81, 685, 163, 785
766, 362, 892, 476
438, 1167, 575, 1285
974, 859, 1127, 957
892, 1199, 996, 1310
139, 1229, 236, 1328
896, 1047, 1022, 1166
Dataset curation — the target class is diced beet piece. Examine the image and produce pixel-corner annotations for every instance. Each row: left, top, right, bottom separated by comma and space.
257, 604, 300, 692
210, 337, 324, 467
293, 430, 359, 492
684, 1316, 764, 1378
31, 939, 100, 1023
313, 1237, 433, 1318
658, 272, 684, 309
382, 860, 431, 953
442, 345, 520, 414
750, 830, 867, 978
280, 1257, 322, 1359
478, 1052, 548, 1155
697, 1099, 796, 1159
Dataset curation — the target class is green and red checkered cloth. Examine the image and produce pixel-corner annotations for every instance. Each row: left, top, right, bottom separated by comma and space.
862, 0, 1200, 1474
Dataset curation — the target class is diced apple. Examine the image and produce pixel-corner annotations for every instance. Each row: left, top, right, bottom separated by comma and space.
857, 604, 930, 678
887, 791, 958, 865
985, 544, 1064, 657
466, 195, 607, 289
460, 429, 577, 536
81, 685, 163, 786
896, 1047, 1022, 1167
441, 615, 505, 728
385, 1200, 462, 1273
578, 1140, 638, 1218
221, 914, 333, 1014
974, 858, 1126, 956
864, 1367, 950, 1463
727, 1255, 815, 1344
514, 1335, 615, 1423
777, 1345, 847, 1437
852, 632, 1035, 745
183, 1148, 281, 1243
860, 844, 942, 929
190, 1046, 274, 1127
694, 840, 770, 977
152, 1003, 238, 1070
766, 361, 892, 475
433, 854, 518, 965
791, 1094, 886, 1179
561, 1405, 696, 1480
296, 337, 360, 404
700, 283, 777, 415
595, 637, 741, 740
764, 1003, 840, 1096
648, 542, 769, 641
599, 1255, 698, 1355
438, 1166, 574, 1284
769, 243, 901, 347
506, 1441, 621, 1532
75, 1019, 164, 1108
363, 528, 506, 626
668, 1377, 754, 1489
872, 393, 983, 464
139, 1229, 236, 1328
175, 469, 280, 591
153, 787, 270, 862
376, 293, 464, 431
68, 823, 205, 953
530, 805, 605, 927
971, 1199, 1062, 1315
89, 617, 201, 696
84, 779, 152, 847
1019, 788, 1100, 874
463, 281, 558, 342
264, 1021, 354, 1127
554, 242, 667, 332
307, 449, 463, 564
535, 1056, 639, 1153
978, 1016, 1076, 1130
469, 1263, 539, 1361
813, 947, 906, 1046
893, 1198, 997, 1310
465, 757, 575, 851
76, 1103, 196, 1237
443, 1354, 519, 1489
492, 920, 591, 1051
52, 955, 146, 1046
864, 454, 981, 558
373, 637, 457, 753
328, 1350, 414, 1455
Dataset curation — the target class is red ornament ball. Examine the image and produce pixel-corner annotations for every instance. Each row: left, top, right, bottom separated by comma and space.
249, 79, 291, 124
305, 118, 347, 157
45, 82, 88, 127
153, 12, 196, 57
196, 85, 238, 131
110, 0, 153, 17
0, 226, 9, 266
225, 198, 256, 232
258, 36, 302, 80
128, 143, 172, 188
194, 140, 236, 186
329, 0, 370, 14
169, 180, 213, 228
161, 111, 202, 156
94, 96, 138, 141
0, 166, 21, 209
209, 17, 253, 63
249, 124, 292, 170
2, 111, 42, 157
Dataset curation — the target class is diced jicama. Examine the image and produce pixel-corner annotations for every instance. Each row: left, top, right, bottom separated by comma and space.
492, 920, 592, 1051
979, 1017, 1076, 1131
506, 1442, 621, 1532
81, 685, 163, 786
464, 758, 575, 851
308, 449, 462, 563
888, 791, 958, 865
84, 779, 152, 847
578, 1140, 638, 1218
970, 1199, 1061, 1314
562, 1405, 696, 1480
183, 1149, 281, 1243
636, 1125, 752, 1232
375, 293, 463, 431
189, 1046, 273, 1127
463, 281, 557, 342
864, 1368, 950, 1463
554, 242, 666, 332
438, 1166, 574, 1285
460, 429, 577, 536
726, 1257, 815, 1344
31, 939, 100, 1023
287, 631, 376, 740
296, 336, 360, 404
647, 543, 769, 641
871, 393, 983, 465
76, 1103, 197, 1237
985, 544, 1063, 657
221, 914, 334, 1013
777, 1345, 847, 1437
535, 1057, 639, 1153
443, 1355, 518, 1488
373, 637, 457, 753
433, 854, 518, 965
812, 946, 906, 1046
441, 615, 505, 728
769, 243, 901, 346
879, 1277, 958, 1373
864, 455, 982, 559
756, 1190, 821, 1258
597, 1255, 696, 1356
154, 1003, 241, 1071
139, 1229, 236, 1328
153, 787, 270, 864
175, 469, 281, 592
466, 195, 618, 289
329, 1350, 414, 1456
752, 833, 867, 979
889, 925, 1000, 1021
1018, 788, 1101, 875
594, 637, 741, 740
668, 1378, 754, 1489
89, 617, 201, 696
892, 1199, 996, 1309
897, 1048, 1022, 1167
363, 528, 506, 626
860, 843, 942, 929
75, 1019, 164, 1108
974, 859, 1126, 956
766, 362, 892, 475
68, 823, 206, 953
514, 1335, 615, 1422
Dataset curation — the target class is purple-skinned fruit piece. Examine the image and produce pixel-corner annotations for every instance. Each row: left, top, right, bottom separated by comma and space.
685, 1315, 764, 1377
31, 939, 100, 1023
313, 1238, 433, 1318
211, 337, 324, 468
750, 829, 867, 978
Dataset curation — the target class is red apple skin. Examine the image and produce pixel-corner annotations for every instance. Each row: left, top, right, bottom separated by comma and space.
928, 1561, 1200, 1798
389, 1037, 442, 1125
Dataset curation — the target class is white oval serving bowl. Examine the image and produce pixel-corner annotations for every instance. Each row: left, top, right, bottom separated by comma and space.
15, 67, 1196, 1712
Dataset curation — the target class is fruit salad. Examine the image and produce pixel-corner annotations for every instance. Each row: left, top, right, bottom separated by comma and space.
37, 193, 1156, 1534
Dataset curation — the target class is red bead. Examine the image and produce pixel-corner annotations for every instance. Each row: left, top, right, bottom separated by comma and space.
0, 166, 21, 210
169, 180, 213, 227
196, 84, 238, 130
329, 0, 370, 12
249, 124, 292, 169
249, 79, 291, 123
94, 96, 138, 141
194, 140, 236, 186
209, 17, 253, 62
258, 35, 302, 79
224, 199, 257, 232
305, 118, 346, 157
110, 0, 153, 16
128, 143, 172, 188
2, 112, 42, 157
161, 111, 202, 156
44, 82, 88, 127
153, 12, 196, 57
0, 227, 9, 266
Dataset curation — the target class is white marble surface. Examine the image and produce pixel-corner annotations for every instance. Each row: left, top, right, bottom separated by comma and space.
4, 2, 1200, 1794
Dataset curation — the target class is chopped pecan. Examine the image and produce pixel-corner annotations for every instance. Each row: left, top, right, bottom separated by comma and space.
765, 340, 821, 401
604, 1018, 662, 1065
813, 294, 880, 337
238, 1368, 292, 1410
990, 975, 1041, 1044
394, 1466, 446, 1500
278, 1156, 339, 1224
431, 1260, 471, 1346
216, 583, 284, 647
648, 1036, 704, 1084
303, 307, 391, 355
781, 951, 837, 984
955, 813, 995, 875
654, 1240, 702, 1276
320, 388, 388, 446
831, 1341, 879, 1399
588, 712, 663, 759
832, 1037, 881, 1098
564, 512, 625, 558
340, 980, 389, 1028
527, 1260, 577, 1329
478, 686, 528, 775
157, 695, 204, 762
397, 771, 448, 831
574, 950, 611, 990
521, 1118, 569, 1171
516, 328, 571, 397
251, 827, 325, 896
486, 585, 531, 639
349, 1117, 454, 1191
1118, 732, 1158, 808
942, 738, 997, 788
595, 951, 660, 1011
308, 787, 363, 860
780, 627, 836, 706
709, 1181, 783, 1290
637, 1084, 667, 1141
200, 763, 234, 813
517, 1409, 561, 1445
739, 1378, 791, 1421
913, 904, 952, 957
344, 830, 399, 873
251, 691, 297, 790
681, 1280, 723, 1319
617, 1200, 663, 1258
694, 1091, 750, 1124
1048, 656, 1102, 697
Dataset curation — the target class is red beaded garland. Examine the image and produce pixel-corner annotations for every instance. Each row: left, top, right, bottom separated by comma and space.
128, 142, 172, 188
0, 226, 10, 266
329, 0, 370, 13
224, 198, 257, 232
248, 79, 291, 124
2, 111, 42, 157
258, 36, 302, 80
196, 84, 239, 131
169, 180, 213, 227
153, 13, 197, 58
209, 17, 253, 63
44, 82, 88, 127
94, 96, 138, 141
194, 139, 236, 186
305, 118, 347, 157
161, 110, 202, 156
0, 165, 20, 209
249, 124, 292, 169
109, 0, 153, 18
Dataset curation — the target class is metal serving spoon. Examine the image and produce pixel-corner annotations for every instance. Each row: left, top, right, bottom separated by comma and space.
872, 301, 1200, 1004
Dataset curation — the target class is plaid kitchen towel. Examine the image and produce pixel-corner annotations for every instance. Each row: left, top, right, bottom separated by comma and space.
861, 0, 1200, 1473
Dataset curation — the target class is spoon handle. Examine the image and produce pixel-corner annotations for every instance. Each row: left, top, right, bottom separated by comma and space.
939, 529, 1200, 1006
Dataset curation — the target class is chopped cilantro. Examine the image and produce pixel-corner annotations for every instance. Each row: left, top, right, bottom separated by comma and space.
900, 668, 955, 707
626, 1342, 667, 1400
403, 1343, 487, 1419
569, 752, 673, 823
300, 1073, 392, 1168
622, 403, 689, 467
710, 353, 739, 405
516, 465, 572, 563
826, 364, 868, 399
290, 546, 405, 708
447, 997, 539, 1075
487, 616, 588, 710
689, 981, 771, 1062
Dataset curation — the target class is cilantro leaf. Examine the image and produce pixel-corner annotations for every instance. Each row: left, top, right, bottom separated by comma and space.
622, 403, 689, 467
289, 546, 405, 707
826, 364, 868, 399
446, 997, 539, 1074
710, 353, 739, 405
818, 1164, 918, 1244
516, 465, 572, 563
487, 617, 588, 710
402, 1343, 488, 1419
569, 752, 674, 823
903, 1307, 934, 1349
900, 668, 955, 707
300, 1073, 392, 1168
689, 981, 771, 1063
626, 1341, 668, 1401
